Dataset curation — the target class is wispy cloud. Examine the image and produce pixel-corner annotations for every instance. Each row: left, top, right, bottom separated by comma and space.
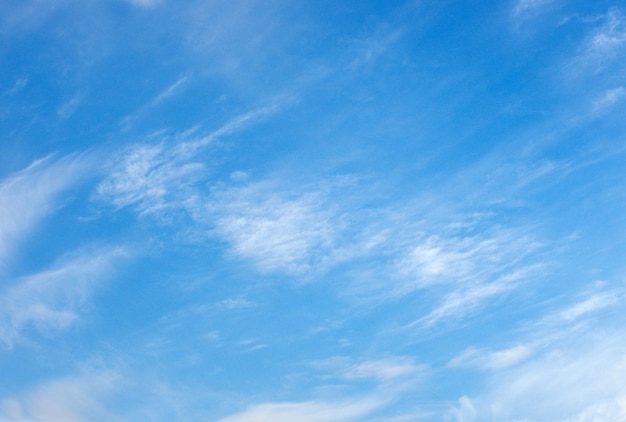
0, 245, 129, 348
379, 218, 545, 328
592, 86, 626, 114
394, 228, 540, 291
572, 8, 626, 75
512, 0, 556, 19
218, 396, 388, 422
211, 182, 342, 275
98, 100, 291, 219
313, 356, 424, 383
529, 282, 622, 335
0, 154, 90, 267
211, 356, 414, 422
349, 28, 404, 69
0, 369, 123, 422
449, 329, 626, 421
342, 357, 423, 382
0, 1, 66, 34
413, 264, 543, 328
125, 0, 161, 8
447, 279, 626, 421
449, 345, 533, 370
121, 75, 191, 129
95, 141, 205, 218
5, 77, 28, 95
56, 94, 83, 119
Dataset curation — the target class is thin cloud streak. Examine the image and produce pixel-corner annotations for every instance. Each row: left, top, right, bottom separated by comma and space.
121, 75, 192, 129
98, 99, 293, 218
0, 245, 129, 348
0, 154, 90, 268
570, 8, 626, 76
218, 396, 388, 422
449, 329, 626, 422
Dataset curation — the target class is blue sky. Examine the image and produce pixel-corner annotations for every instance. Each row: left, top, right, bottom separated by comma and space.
1, 0, 626, 420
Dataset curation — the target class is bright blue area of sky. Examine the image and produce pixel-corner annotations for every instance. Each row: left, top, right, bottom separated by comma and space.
1, 1, 626, 421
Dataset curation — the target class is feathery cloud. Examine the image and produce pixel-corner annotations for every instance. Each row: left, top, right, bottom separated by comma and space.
0, 369, 122, 422
0, 154, 90, 267
449, 329, 626, 421
0, 245, 129, 347
572, 9, 626, 75
218, 396, 387, 422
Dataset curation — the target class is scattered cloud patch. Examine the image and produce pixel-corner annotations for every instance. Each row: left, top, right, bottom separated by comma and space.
574, 8, 626, 74
6, 77, 28, 95
395, 227, 543, 327
98, 101, 291, 220
592, 86, 626, 114
121, 75, 191, 128
0, 154, 90, 267
218, 396, 388, 422
512, 0, 556, 19
341, 357, 423, 382
125, 0, 161, 8
0, 369, 123, 422
313, 356, 424, 383
0, 245, 129, 348
211, 183, 341, 275
96, 141, 205, 219
450, 345, 533, 370
449, 329, 626, 421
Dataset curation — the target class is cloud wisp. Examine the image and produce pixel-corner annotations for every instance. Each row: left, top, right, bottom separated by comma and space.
97, 100, 291, 220
0, 245, 129, 348
445, 278, 626, 421
0, 369, 123, 422
217, 396, 387, 422
570, 8, 626, 75
0, 154, 90, 268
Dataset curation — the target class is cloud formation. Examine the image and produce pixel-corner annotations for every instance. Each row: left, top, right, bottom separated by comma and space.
0, 245, 128, 347
0, 155, 90, 267
218, 396, 387, 422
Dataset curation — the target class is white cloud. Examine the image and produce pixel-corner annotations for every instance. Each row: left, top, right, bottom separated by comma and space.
398, 228, 543, 327
449, 330, 626, 421
349, 28, 404, 69
557, 291, 619, 322
342, 357, 422, 381
450, 345, 533, 370
6, 77, 28, 95
313, 356, 424, 383
592, 86, 626, 114
0, 1, 67, 33
447, 280, 626, 421
217, 396, 387, 422
0, 370, 122, 422
530, 283, 622, 334
211, 183, 340, 275
183, 0, 296, 77
574, 9, 626, 75
0, 362, 226, 422
0, 245, 128, 348
98, 101, 290, 220
512, 0, 555, 18
216, 297, 255, 310
125, 0, 161, 8
120, 75, 190, 128
0, 154, 89, 267
57, 94, 83, 119
414, 279, 515, 328
394, 230, 537, 289
95, 141, 205, 218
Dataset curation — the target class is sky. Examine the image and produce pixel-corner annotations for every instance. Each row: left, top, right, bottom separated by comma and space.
1, 0, 626, 421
